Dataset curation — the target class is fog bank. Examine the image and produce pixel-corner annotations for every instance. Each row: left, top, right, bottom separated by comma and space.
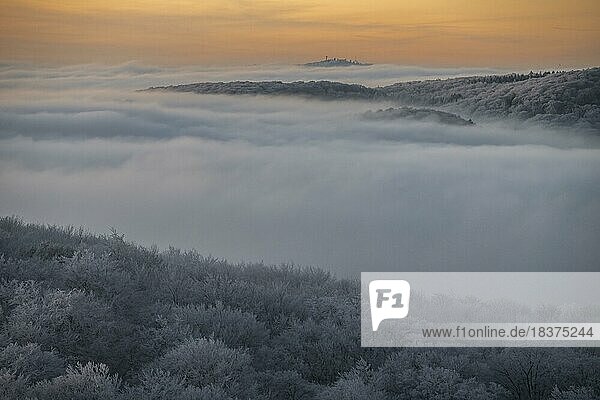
1, 63, 599, 275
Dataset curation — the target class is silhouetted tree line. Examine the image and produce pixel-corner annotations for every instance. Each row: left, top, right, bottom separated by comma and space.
0, 216, 598, 399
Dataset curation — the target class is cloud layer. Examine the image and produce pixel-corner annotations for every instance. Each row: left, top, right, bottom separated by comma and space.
1, 64, 599, 275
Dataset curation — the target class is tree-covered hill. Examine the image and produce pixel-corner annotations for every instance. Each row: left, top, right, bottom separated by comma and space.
146, 80, 380, 100
0, 216, 598, 399
363, 107, 474, 126
147, 68, 600, 132
382, 68, 600, 131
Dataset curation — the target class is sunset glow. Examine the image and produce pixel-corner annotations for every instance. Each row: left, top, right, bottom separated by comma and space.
1, 0, 599, 67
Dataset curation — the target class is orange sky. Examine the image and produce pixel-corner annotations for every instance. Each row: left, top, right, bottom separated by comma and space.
1, 0, 599, 68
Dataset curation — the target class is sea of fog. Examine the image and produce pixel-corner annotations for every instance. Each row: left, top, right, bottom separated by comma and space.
1, 63, 599, 275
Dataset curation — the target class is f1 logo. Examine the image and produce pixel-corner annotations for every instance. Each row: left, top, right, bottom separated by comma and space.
369, 280, 410, 331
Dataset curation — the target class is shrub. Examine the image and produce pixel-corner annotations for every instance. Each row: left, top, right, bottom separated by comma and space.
318, 360, 386, 400
124, 369, 233, 400
550, 386, 599, 400
258, 370, 319, 400
0, 367, 30, 400
268, 318, 360, 384
0, 342, 65, 382
150, 338, 256, 397
4, 286, 125, 367
166, 302, 269, 348
318, 377, 386, 400
32, 362, 120, 400
486, 349, 600, 400
375, 352, 507, 400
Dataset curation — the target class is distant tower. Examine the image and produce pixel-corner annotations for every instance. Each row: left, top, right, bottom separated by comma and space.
325, 56, 328, 60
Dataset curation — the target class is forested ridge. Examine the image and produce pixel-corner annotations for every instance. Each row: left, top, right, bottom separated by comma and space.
382, 68, 600, 131
0, 216, 598, 399
148, 68, 600, 132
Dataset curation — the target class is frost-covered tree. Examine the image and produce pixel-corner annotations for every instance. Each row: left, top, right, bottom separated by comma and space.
0, 343, 65, 382
31, 362, 120, 400
550, 386, 599, 400
1, 216, 599, 399
123, 369, 233, 400
149, 338, 256, 398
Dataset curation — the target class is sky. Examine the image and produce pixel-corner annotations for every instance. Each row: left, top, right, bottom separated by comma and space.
1, 0, 599, 68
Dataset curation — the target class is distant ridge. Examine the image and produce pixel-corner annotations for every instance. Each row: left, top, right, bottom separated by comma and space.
145, 68, 600, 131
145, 80, 380, 100
363, 107, 474, 126
303, 57, 372, 67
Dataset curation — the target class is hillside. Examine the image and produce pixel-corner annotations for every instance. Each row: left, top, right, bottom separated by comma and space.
147, 80, 380, 100
363, 107, 474, 126
147, 68, 600, 132
0, 216, 599, 399
382, 68, 600, 131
